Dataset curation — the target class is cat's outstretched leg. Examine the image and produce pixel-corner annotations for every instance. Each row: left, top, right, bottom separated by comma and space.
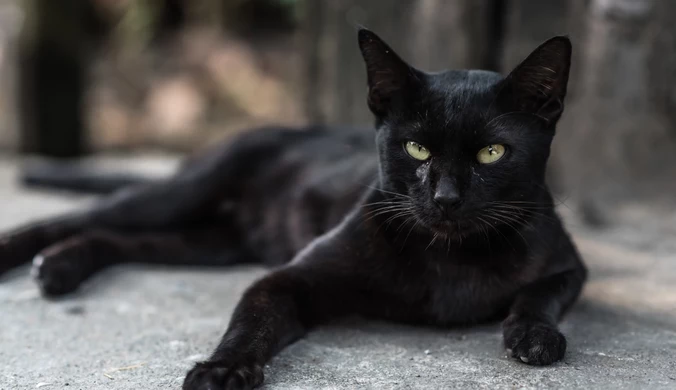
182, 239, 373, 390
182, 267, 330, 390
0, 175, 221, 277
0, 126, 297, 276
31, 225, 254, 296
0, 215, 88, 277
502, 258, 587, 365
0, 176, 217, 278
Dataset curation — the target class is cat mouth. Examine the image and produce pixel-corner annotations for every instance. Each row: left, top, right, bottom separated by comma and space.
427, 219, 477, 237
410, 208, 481, 238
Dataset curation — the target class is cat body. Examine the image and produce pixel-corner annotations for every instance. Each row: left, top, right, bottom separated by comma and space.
0, 29, 586, 390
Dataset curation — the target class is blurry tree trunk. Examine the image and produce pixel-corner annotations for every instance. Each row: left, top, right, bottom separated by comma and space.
500, 0, 578, 88
649, 1, 676, 143
18, 0, 90, 157
0, 1, 22, 151
557, 0, 676, 225
223, 0, 297, 37
186, 0, 222, 30
302, 0, 495, 126
156, 0, 188, 41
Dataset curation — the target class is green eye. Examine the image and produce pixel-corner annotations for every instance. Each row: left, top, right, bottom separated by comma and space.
404, 141, 431, 161
477, 144, 506, 164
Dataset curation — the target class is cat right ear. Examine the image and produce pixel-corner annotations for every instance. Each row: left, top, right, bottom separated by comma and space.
358, 29, 416, 117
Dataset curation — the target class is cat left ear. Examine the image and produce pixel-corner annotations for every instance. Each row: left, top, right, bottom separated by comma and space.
500, 36, 572, 124
358, 28, 417, 117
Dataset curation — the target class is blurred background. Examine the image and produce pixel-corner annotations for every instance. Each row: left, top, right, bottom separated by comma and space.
0, 0, 675, 233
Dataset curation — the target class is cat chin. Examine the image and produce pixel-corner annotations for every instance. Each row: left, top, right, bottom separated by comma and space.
423, 219, 481, 240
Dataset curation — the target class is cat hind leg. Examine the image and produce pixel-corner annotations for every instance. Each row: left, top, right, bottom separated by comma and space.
31, 225, 255, 297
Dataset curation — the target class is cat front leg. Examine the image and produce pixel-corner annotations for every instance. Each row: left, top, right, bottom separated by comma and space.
183, 256, 361, 390
183, 268, 305, 390
502, 262, 587, 365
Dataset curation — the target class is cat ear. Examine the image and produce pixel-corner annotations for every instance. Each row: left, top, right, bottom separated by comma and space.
358, 28, 417, 117
500, 36, 572, 123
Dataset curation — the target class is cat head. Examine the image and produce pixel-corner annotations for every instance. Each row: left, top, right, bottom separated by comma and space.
357, 29, 571, 237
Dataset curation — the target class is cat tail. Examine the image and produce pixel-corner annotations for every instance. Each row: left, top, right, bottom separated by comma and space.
20, 160, 159, 195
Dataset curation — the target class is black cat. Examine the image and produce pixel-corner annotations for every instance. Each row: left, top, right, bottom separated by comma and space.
0, 29, 586, 390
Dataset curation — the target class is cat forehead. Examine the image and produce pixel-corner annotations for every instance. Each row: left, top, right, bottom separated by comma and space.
406, 70, 504, 129
432, 69, 503, 87
428, 70, 503, 107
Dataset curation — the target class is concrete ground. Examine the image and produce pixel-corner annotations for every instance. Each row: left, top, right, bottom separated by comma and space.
1, 156, 675, 390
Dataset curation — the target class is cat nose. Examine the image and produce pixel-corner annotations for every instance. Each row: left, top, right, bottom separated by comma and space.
433, 187, 462, 216
434, 191, 462, 212
434, 177, 462, 215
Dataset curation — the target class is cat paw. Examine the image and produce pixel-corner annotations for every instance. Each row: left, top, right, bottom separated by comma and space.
183, 360, 264, 390
503, 316, 566, 366
31, 254, 82, 297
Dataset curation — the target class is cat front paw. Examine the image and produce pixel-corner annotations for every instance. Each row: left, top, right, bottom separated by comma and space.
502, 316, 567, 366
183, 360, 264, 390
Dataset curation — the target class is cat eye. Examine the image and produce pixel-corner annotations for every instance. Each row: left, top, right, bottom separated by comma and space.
477, 144, 506, 164
404, 141, 431, 161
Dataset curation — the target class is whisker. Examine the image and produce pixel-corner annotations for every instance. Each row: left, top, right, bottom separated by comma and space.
401, 219, 420, 251
481, 213, 528, 249
362, 209, 411, 224
361, 202, 411, 218
363, 185, 412, 199
382, 210, 415, 228
487, 204, 559, 223
486, 208, 531, 225
374, 210, 415, 235
484, 210, 530, 230
362, 205, 411, 218
361, 199, 413, 208
484, 209, 553, 250
489, 206, 559, 222
394, 215, 418, 242
396, 215, 416, 233
488, 201, 557, 209
474, 217, 492, 255
455, 221, 463, 246
425, 233, 439, 251
476, 215, 510, 247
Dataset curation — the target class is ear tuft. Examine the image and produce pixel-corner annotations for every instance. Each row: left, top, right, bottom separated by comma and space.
358, 28, 415, 117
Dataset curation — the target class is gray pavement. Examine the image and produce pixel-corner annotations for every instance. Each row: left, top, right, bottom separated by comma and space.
1, 156, 675, 390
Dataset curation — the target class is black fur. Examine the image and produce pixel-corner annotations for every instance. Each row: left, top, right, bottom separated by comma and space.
0, 29, 586, 389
